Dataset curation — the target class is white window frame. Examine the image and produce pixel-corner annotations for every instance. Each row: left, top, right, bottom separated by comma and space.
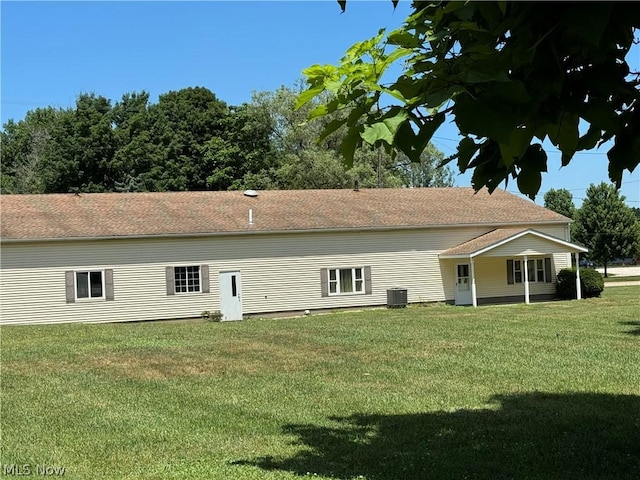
328, 267, 365, 295
74, 270, 105, 300
535, 259, 546, 283
525, 259, 546, 283
174, 265, 201, 294
527, 259, 536, 283
511, 258, 548, 284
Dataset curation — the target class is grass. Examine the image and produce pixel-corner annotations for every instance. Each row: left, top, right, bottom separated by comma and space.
1, 287, 639, 479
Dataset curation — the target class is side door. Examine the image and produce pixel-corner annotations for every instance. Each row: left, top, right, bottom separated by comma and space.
219, 271, 242, 321
455, 263, 472, 305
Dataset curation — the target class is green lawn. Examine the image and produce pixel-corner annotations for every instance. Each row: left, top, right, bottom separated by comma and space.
1, 287, 639, 479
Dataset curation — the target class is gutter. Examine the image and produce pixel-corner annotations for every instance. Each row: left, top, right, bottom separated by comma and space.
1, 220, 571, 244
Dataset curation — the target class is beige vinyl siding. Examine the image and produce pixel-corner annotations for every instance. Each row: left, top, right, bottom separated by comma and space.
0, 222, 571, 325
440, 253, 567, 303
439, 225, 571, 302
540, 224, 573, 272
472, 256, 557, 299
483, 235, 577, 257
471, 231, 574, 302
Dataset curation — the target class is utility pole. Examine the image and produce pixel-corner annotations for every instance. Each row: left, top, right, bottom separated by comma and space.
377, 147, 382, 188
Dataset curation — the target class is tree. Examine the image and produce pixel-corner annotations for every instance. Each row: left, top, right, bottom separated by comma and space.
300, 1, 640, 199
204, 102, 276, 190
573, 182, 640, 277
1, 95, 119, 193
68, 93, 117, 192
144, 87, 230, 191
1, 107, 62, 193
543, 189, 576, 219
543, 188, 577, 242
396, 144, 453, 188
1, 83, 453, 194
141, 87, 276, 191
242, 84, 453, 190
110, 91, 161, 192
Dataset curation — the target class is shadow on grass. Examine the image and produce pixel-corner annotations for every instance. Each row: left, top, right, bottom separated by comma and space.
621, 321, 640, 336
236, 392, 640, 479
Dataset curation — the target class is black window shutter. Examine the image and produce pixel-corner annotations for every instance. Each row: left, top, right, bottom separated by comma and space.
507, 260, 514, 285
544, 257, 552, 283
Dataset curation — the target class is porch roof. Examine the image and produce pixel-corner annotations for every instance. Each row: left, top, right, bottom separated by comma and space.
439, 228, 588, 259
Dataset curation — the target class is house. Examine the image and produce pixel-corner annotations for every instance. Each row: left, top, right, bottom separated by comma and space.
0, 188, 587, 325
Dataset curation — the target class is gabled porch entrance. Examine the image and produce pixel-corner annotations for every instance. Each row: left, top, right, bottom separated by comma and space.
441, 228, 588, 307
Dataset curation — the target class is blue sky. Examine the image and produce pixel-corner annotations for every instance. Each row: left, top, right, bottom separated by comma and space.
2, 1, 639, 207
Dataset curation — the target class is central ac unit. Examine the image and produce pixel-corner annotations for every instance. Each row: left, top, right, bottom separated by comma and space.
387, 288, 408, 308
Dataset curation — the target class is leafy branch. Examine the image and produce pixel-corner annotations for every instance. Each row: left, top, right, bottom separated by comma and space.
300, 1, 640, 199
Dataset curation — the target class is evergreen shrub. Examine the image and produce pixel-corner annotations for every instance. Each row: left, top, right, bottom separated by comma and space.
556, 268, 604, 299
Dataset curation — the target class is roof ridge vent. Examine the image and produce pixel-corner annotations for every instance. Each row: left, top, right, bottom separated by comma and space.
243, 189, 258, 198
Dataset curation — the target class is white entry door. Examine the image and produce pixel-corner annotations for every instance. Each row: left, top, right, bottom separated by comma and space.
455, 263, 473, 305
219, 271, 242, 321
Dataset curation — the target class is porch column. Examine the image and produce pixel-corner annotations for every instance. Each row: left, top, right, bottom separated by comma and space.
574, 252, 582, 300
470, 257, 477, 307
523, 255, 530, 304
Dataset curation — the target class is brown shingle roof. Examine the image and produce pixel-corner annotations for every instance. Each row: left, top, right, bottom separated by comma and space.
0, 188, 569, 241
440, 228, 530, 256
440, 227, 588, 257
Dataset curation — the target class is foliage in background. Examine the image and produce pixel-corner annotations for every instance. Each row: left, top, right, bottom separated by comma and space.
239, 85, 453, 190
572, 182, 640, 276
301, 1, 640, 198
1, 85, 453, 194
543, 189, 576, 220
543, 187, 578, 240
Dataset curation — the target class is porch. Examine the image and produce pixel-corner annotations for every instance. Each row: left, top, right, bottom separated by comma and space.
440, 228, 588, 307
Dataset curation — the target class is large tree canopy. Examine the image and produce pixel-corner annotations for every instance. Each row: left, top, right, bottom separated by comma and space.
1, 84, 453, 194
300, 1, 640, 198
0, 88, 275, 193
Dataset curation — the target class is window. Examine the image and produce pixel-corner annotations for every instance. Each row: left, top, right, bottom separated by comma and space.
507, 258, 552, 284
174, 266, 201, 293
514, 260, 523, 283
536, 259, 545, 282
457, 264, 470, 291
76, 271, 104, 299
527, 260, 536, 282
321, 267, 371, 296
525, 259, 547, 283
166, 265, 210, 295
65, 269, 114, 303
329, 267, 363, 294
